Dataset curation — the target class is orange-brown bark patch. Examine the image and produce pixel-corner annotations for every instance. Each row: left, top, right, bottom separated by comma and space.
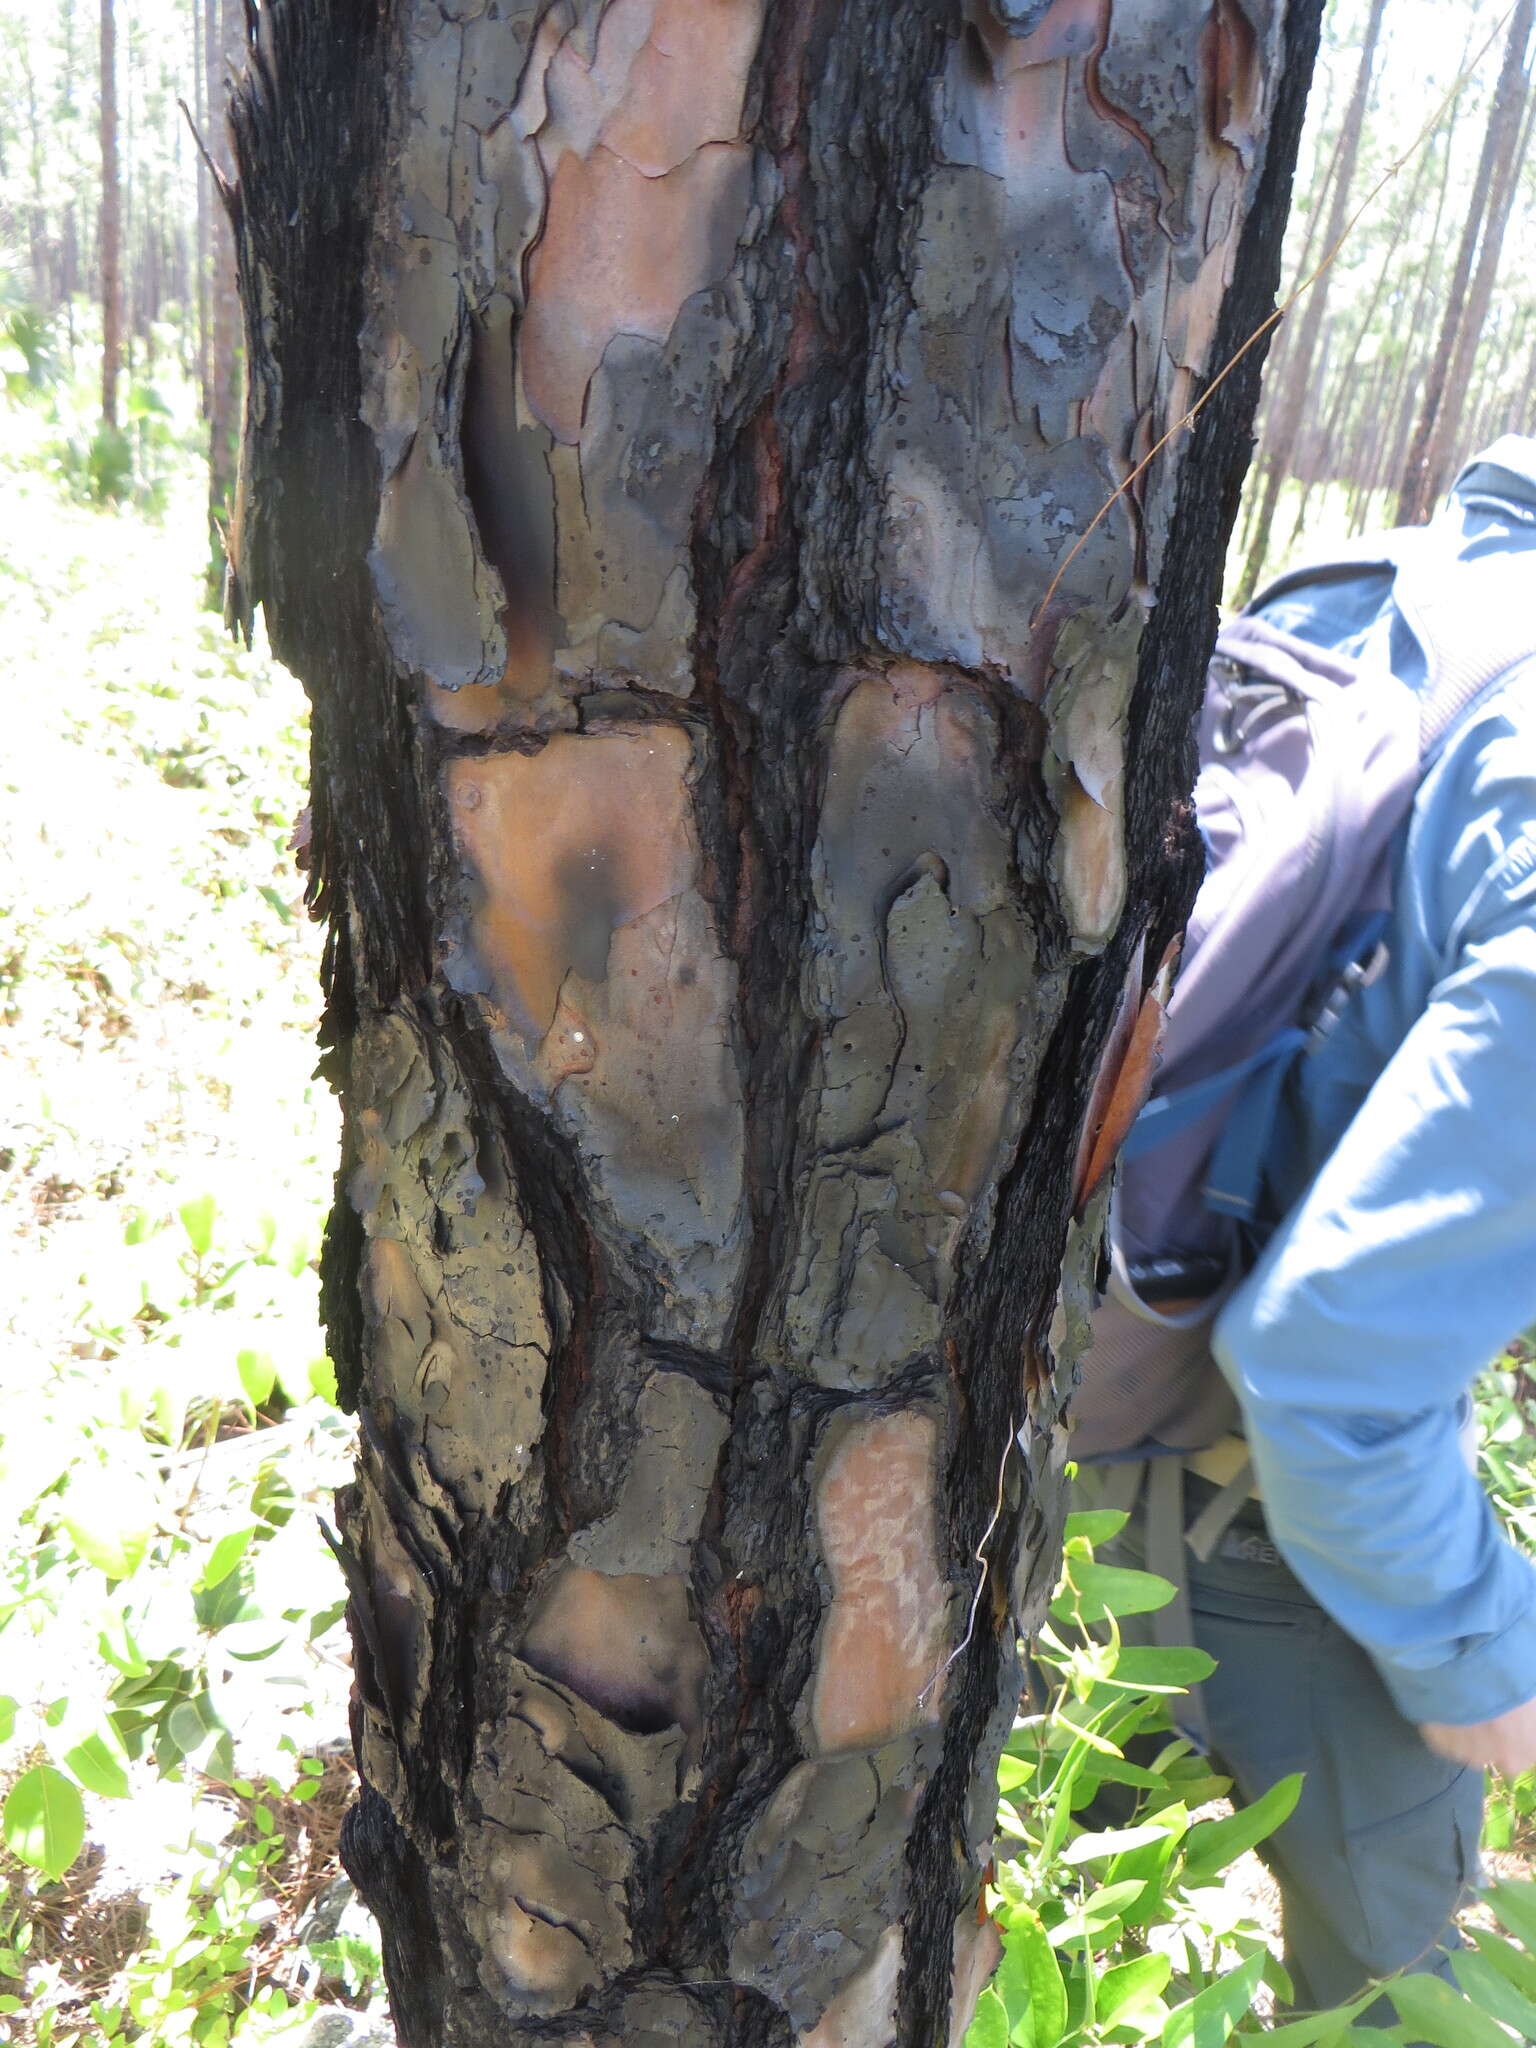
796, 1925, 902, 2047
1072, 935, 1175, 1215
811, 1410, 949, 1750
948, 1911, 1005, 2048
446, 726, 695, 1048
598, 0, 765, 176
521, 141, 750, 445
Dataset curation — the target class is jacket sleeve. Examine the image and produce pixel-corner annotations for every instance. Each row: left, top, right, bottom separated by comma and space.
1213, 825, 1536, 1728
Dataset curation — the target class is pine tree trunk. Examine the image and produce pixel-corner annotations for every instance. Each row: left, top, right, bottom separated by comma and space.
229, 4, 1321, 2042
1281, 120, 1436, 548
1235, 0, 1385, 599
98, 0, 121, 431
1416, 29, 1536, 511
206, 0, 242, 586
193, 0, 209, 413
1397, 0, 1534, 525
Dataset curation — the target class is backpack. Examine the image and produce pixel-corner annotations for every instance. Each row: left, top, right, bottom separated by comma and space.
1071, 532, 1536, 1461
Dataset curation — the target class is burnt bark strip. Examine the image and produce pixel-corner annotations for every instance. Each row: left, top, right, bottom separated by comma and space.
230, 4, 1318, 2045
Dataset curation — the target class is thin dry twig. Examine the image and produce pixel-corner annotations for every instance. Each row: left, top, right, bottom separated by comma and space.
920, 1416, 1019, 1710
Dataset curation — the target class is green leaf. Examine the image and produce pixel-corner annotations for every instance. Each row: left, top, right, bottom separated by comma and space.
1105, 1645, 1218, 1693
1486, 1877, 1536, 1952
1063, 1508, 1129, 1547
62, 1730, 130, 1800
4, 1767, 86, 1879
179, 1193, 217, 1257
995, 1907, 1067, 2048
1061, 1819, 1179, 1865
1095, 1952, 1172, 2028
166, 1694, 226, 1767
1253, 2003, 1357, 2047
1052, 1559, 1176, 1626
1386, 1972, 1512, 2048
967, 1986, 1010, 2048
1182, 1773, 1303, 1887
1073, 1751, 1169, 1794
1105, 1803, 1189, 1928
0, 1696, 14, 1745
56, 1464, 159, 1583
998, 1753, 1035, 1794
1468, 1926, 1536, 2004
1452, 1946, 1536, 2040
197, 1525, 255, 1591
1160, 1948, 1264, 2048
1046, 1880, 1145, 1948
309, 1355, 340, 1405
237, 1349, 277, 1407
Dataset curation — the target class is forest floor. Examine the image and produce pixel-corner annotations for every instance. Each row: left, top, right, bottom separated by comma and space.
0, 402, 387, 2044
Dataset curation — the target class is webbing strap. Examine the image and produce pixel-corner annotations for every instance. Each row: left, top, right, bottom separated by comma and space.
1185, 1461, 1256, 1565
1118, 1028, 1307, 1166
1202, 1042, 1300, 1222
1144, 1459, 1210, 1751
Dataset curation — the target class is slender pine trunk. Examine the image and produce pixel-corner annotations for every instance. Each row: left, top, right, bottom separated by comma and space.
206, 0, 242, 592
1416, 35, 1536, 510
1397, 0, 1535, 524
98, 0, 121, 432
1237, 0, 1386, 600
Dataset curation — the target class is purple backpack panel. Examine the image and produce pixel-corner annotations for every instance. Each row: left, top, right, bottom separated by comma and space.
1070, 613, 1419, 1459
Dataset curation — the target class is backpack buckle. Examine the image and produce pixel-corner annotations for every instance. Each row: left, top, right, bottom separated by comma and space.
1303, 939, 1390, 1045
1211, 675, 1304, 757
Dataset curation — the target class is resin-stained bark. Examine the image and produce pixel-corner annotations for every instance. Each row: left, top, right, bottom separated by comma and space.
229, 2, 1321, 2043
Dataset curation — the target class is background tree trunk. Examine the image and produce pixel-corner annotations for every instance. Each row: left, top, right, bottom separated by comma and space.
1397, 0, 1534, 525
205, 0, 242, 591
229, 3, 1322, 2043
1236, 0, 1385, 600
1415, 24, 1536, 512
98, 0, 120, 431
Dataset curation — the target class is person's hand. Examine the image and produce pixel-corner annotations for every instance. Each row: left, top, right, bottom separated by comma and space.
1420, 1696, 1536, 1775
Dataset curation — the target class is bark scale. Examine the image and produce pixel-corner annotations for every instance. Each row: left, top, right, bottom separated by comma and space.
229, 3, 1320, 2043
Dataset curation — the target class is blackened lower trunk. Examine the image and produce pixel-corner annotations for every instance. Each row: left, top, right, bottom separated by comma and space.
230, 4, 1321, 2043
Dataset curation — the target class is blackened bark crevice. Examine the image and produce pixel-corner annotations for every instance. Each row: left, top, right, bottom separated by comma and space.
1122, 0, 1328, 979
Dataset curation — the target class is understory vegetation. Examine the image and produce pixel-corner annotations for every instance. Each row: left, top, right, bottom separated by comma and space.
4, 331, 1536, 2048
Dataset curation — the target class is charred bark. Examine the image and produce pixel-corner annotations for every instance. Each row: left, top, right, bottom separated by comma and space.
230, 3, 1320, 2043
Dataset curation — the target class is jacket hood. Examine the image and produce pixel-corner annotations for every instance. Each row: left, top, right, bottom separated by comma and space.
1449, 436, 1536, 520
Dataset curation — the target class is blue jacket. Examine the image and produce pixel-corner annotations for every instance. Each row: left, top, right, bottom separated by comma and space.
1212, 438, 1536, 1729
